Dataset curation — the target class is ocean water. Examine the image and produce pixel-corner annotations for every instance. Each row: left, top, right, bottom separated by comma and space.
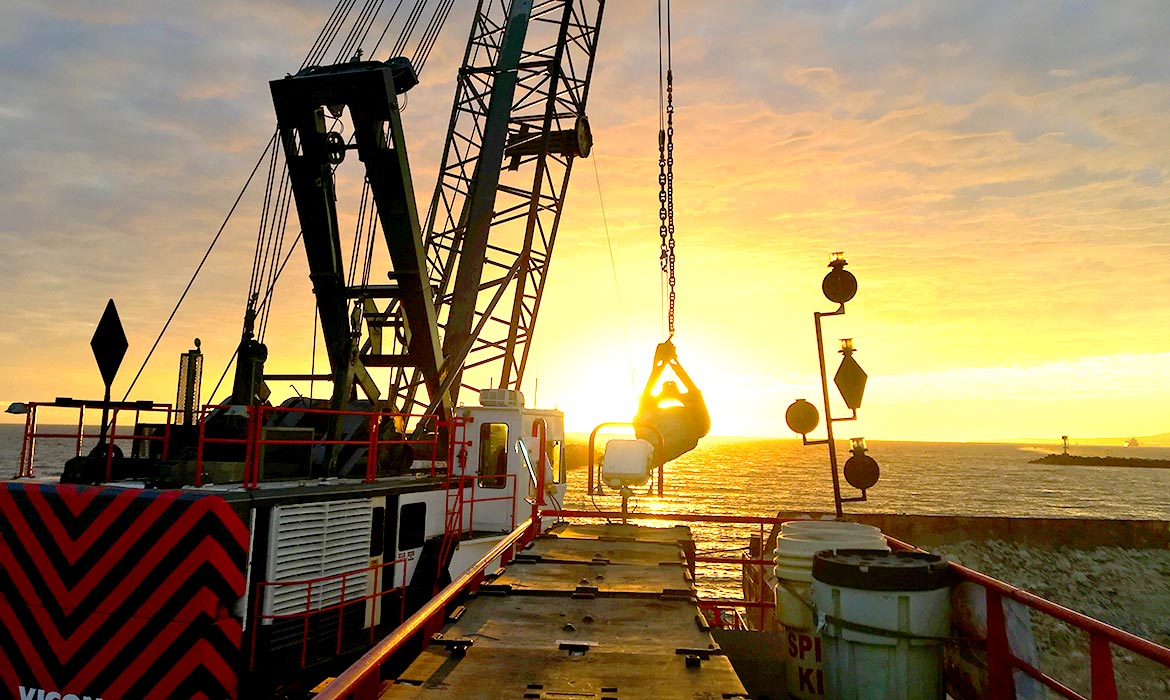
555, 436, 1170, 596
6, 425, 1170, 521
561, 435, 1170, 521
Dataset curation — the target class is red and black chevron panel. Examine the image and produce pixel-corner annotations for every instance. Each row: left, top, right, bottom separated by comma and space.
0, 482, 250, 700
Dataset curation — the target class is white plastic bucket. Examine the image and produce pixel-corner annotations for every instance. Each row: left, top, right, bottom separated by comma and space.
780, 520, 882, 540
772, 521, 888, 700
811, 550, 954, 700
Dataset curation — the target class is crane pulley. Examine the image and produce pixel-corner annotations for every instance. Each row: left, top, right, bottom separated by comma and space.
634, 0, 709, 463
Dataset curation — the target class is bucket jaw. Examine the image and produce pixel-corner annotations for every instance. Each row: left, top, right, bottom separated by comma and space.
633, 340, 710, 463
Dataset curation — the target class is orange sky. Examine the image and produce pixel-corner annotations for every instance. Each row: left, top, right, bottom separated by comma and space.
3, 2, 1170, 443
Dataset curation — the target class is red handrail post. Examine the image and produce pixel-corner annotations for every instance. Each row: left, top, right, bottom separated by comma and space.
366, 411, 380, 483
195, 407, 207, 487
17, 406, 35, 478
985, 588, 1015, 700
353, 672, 380, 700
1090, 633, 1118, 700
246, 406, 263, 489
371, 566, 381, 645
75, 406, 85, 458
162, 405, 173, 457
104, 408, 119, 481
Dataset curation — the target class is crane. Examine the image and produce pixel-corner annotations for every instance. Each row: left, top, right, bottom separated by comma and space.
1, 6, 610, 699
234, 0, 605, 452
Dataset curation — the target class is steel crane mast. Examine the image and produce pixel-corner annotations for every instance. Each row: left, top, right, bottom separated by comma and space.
410, 0, 605, 412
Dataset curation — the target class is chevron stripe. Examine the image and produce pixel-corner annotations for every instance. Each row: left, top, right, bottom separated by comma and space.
1, 482, 250, 700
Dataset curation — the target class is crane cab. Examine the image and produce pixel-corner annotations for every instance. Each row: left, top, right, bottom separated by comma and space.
459, 389, 567, 536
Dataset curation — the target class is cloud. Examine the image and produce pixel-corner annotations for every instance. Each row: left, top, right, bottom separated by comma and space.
3, 1, 1170, 440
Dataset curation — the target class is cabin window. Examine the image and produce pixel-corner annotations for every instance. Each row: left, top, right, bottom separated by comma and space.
547, 439, 564, 484
398, 502, 426, 551
477, 422, 509, 489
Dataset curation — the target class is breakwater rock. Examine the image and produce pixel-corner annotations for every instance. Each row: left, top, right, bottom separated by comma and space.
1029, 453, 1170, 468
934, 540, 1170, 699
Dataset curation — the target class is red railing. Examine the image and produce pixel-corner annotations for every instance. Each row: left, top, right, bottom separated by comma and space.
548, 510, 1170, 697
887, 534, 1170, 700
189, 403, 445, 488
250, 558, 409, 670
437, 415, 473, 589
15, 400, 449, 488
552, 508, 783, 630
12, 401, 174, 479
253, 404, 443, 486
312, 517, 535, 700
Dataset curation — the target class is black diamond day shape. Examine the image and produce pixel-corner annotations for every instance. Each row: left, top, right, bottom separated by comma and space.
91, 299, 128, 387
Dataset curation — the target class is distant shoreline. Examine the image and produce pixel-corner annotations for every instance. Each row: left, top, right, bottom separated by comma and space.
1029, 453, 1170, 469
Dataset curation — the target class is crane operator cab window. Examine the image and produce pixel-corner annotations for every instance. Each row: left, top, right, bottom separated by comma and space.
478, 422, 509, 489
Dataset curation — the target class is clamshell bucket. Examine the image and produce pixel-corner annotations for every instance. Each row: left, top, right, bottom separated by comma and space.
634, 340, 710, 463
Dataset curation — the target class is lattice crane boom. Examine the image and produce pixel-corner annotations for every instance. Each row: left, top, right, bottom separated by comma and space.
413, 0, 605, 410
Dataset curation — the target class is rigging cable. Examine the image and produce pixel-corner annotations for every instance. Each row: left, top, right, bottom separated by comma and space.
370, 0, 408, 58
257, 167, 295, 340
250, 151, 284, 305
334, 0, 385, 63
207, 231, 305, 401
119, 131, 277, 401
591, 154, 638, 394
411, 0, 457, 75
391, 0, 430, 57
347, 178, 373, 285
305, 0, 359, 69
248, 137, 281, 298
127, 0, 460, 401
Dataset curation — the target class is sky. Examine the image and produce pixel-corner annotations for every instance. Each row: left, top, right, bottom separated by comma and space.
2, 1, 1170, 443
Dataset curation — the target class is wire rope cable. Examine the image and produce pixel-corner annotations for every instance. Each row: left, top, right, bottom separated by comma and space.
208, 231, 305, 401
412, 0, 456, 75
123, 0, 460, 401
303, 0, 354, 69
591, 155, 638, 394
119, 132, 277, 401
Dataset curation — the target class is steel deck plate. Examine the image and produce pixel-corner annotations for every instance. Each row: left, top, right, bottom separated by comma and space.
384, 649, 747, 699
489, 560, 690, 595
383, 524, 745, 700
421, 597, 709, 654
519, 537, 685, 566
547, 522, 693, 544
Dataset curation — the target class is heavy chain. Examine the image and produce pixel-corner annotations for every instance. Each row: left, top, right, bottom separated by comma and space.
665, 69, 676, 337
657, 0, 676, 338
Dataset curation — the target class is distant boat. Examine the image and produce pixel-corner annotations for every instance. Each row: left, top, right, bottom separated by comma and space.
1126, 437, 1140, 447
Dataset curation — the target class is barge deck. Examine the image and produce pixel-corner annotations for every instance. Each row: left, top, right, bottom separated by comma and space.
378, 522, 749, 699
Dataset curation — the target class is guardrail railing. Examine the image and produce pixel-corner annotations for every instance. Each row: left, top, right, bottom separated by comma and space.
12, 400, 174, 479
548, 509, 1170, 699
886, 534, 1170, 700
250, 558, 409, 670
311, 517, 534, 700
